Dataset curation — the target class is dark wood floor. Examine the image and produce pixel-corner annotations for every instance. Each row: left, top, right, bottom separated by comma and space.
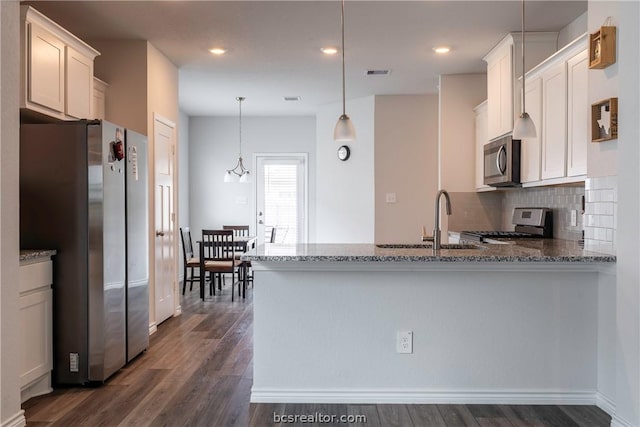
24, 282, 612, 427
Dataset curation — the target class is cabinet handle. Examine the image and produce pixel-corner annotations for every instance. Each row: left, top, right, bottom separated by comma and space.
156, 231, 165, 237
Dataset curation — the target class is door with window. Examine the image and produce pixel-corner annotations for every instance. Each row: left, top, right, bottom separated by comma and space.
255, 154, 308, 245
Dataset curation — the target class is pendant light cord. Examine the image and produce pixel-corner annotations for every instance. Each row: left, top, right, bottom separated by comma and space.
521, 0, 526, 115
237, 97, 243, 158
341, 0, 346, 116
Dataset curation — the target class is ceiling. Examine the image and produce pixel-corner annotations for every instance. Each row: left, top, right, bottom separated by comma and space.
25, 1, 587, 117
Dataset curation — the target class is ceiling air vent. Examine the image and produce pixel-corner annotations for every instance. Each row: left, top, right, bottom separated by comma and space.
283, 96, 301, 101
365, 69, 391, 76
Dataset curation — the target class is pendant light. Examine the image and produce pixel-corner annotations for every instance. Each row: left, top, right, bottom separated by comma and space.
223, 97, 251, 183
512, 0, 536, 140
333, 0, 356, 142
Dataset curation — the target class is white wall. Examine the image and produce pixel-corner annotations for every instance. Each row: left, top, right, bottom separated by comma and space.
0, 1, 24, 425
587, 2, 618, 178
374, 95, 438, 243
439, 74, 487, 192
558, 11, 588, 49
189, 116, 316, 241
91, 40, 148, 135
316, 97, 375, 244
611, 1, 640, 425
178, 111, 190, 281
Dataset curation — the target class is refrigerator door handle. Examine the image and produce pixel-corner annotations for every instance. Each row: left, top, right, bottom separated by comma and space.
155, 230, 165, 237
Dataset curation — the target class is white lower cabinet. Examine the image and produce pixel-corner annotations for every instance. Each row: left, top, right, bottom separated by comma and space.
19, 258, 53, 403
522, 34, 588, 187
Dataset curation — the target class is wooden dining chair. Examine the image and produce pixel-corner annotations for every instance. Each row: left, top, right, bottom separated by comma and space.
200, 229, 242, 301
180, 227, 201, 294
223, 225, 252, 290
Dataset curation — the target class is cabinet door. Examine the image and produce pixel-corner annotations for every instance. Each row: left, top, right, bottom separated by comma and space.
93, 82, 106, 120
541, 62, 567, 180
486, 44, 513, 141
487, 61, 501, 140
65, 46, 94, 119
20, 288, 53, 388
475, 103, 490, 190
567, 49, 588, 177
498, 50, 514, 136
521, 77, 542, 183
28, 23, 65, 113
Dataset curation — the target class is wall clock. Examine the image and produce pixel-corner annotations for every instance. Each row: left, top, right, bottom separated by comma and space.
337, 145, 350, 161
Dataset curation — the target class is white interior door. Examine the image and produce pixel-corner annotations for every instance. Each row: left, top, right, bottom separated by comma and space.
255, 154, 308, 245
154, 114, 176, 324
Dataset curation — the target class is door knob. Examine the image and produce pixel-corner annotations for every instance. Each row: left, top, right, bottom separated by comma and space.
156, 231, 165, 237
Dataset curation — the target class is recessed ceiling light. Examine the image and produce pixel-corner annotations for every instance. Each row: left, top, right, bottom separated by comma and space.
433, 46, 451, 54
209, 48, 226, 55
284, 96, 301, 101
321, 47, 338, 55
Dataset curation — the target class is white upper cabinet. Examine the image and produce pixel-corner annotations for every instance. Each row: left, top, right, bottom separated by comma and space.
523, 34, 588, 187
485, 41, 513, 140
521, 77, 542, 183
21, 6, 99, 120
27, 23, 65, 113
566, 49, 589, 177
65, 46, 94, 119
483, 33, 558, 142
541, 61, 567, 180
93, 77, 109, 120
474, 101, 493, 191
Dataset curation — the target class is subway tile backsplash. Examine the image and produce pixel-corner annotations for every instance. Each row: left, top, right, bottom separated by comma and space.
501, 184, 585, 241
450, 178, 616, 255
583, 176, 617, 255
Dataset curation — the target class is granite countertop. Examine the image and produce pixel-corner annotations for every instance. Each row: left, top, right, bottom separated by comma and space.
20, 249, 57, 262
242, 240, 616, 263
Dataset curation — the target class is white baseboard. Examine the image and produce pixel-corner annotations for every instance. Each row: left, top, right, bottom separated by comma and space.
250, 388, 597, 405
174, 305, 182, 316
611, 414, 637, 427
596, 391, 616, 418
1, 410, 25, 427
149, 322, 158, 336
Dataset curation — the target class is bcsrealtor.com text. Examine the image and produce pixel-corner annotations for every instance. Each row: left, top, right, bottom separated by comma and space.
273, 412, 367, 424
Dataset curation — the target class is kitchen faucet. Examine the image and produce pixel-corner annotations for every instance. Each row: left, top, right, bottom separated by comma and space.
422, 189, 452, 250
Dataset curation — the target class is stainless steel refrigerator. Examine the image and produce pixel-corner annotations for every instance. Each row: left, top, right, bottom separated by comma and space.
20, 120, 149, 385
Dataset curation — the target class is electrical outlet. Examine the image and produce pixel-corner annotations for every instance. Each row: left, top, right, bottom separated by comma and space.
396, 331, 413, 354
386, 193, 397, 203
570, 209, 578, 227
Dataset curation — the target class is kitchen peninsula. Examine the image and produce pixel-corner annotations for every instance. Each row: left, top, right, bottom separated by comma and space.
245, 243, 616, 411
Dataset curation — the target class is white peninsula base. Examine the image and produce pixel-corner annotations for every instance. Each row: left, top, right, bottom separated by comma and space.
251, 260, 616, 418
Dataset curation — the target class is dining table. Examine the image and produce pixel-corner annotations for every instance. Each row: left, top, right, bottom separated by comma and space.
197, 235, 257, 299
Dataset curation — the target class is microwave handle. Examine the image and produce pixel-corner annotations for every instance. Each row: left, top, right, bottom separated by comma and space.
496, 145, 507, 175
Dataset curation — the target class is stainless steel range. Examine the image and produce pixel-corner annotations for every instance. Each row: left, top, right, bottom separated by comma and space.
460, 207, 553, 243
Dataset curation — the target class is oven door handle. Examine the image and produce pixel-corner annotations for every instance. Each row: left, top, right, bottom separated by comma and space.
496, 145, 507, 175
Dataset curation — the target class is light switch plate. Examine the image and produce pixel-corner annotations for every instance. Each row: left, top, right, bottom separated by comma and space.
235, 196, 248, 205
386, 193, 397, 204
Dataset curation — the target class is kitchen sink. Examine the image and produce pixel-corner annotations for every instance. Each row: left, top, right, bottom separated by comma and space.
376, 243, 483, 250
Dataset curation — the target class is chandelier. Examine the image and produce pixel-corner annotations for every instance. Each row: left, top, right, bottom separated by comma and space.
223, 97, 251, 183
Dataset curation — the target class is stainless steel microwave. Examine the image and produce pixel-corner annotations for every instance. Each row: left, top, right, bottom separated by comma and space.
484, 136, 521, 187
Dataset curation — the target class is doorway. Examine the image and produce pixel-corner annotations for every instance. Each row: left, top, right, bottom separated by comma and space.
153, 114, 176, 325
254, 154, 308, 245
